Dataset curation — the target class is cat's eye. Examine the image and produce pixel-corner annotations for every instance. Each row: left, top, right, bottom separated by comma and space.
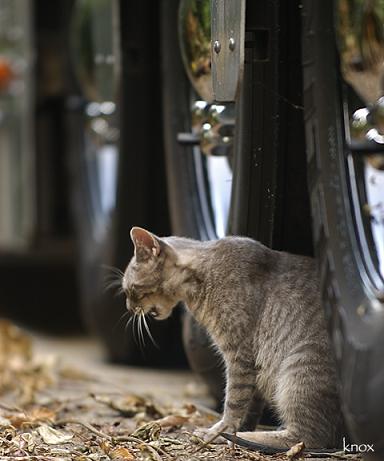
125, 286, 137, 299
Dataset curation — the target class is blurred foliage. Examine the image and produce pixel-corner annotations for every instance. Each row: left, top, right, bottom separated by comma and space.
180, 0, 211, 78
338, 0, 384, 67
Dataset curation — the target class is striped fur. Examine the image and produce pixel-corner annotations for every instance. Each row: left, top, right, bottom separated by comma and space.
123, 228, 344, 449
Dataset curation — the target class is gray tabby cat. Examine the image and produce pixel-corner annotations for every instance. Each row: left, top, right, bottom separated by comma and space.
122, 227, 343, 449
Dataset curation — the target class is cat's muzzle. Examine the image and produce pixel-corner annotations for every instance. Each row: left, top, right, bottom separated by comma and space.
131, 306, 142, 315
131, 305, 159, 318
148, 307, 159, 318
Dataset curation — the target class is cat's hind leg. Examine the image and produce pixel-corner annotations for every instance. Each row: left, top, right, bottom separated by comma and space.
274, 350, 341, 448
194, 355, 258, 442
239, 391, 265, 431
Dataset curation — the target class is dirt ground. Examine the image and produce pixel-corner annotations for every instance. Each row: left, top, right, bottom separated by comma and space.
0, 321, 361, 461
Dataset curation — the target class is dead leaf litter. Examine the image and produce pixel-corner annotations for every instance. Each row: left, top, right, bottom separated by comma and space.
0, 321, 361, 460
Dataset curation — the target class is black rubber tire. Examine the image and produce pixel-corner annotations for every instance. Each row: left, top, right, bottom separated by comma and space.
161, 0, 225, 403
302, 1, 384, 457
161, 0, 312, 408
69, 1, 187, 368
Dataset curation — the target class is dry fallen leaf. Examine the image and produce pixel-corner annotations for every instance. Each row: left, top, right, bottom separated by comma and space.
28, 406, 56, 423
6, 413, 29, 429
0, 320, 276, 461
183, 403, 197, 414
131, 421, 161, 441
92, 393, 163, 418
7, 407, 56, 428
0, 320, 32, 366
38, 424, 73, 444
110, 446, 136, 460
286, 441, 305, 459
0, 415, 11, 427
99, 439, 112, 454
20, 432, 36, 452
154, 414, 189, 428
0, 321, 57, 405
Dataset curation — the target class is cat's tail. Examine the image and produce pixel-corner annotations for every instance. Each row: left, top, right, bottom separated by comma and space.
221, 432, 343, 456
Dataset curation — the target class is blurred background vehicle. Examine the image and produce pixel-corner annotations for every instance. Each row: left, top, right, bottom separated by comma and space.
0, 0, 80, 331
0, 0, 383, 458
0, 0, 185, 367
66, 0, 185, 368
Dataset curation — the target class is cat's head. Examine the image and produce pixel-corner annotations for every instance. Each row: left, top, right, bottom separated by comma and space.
122, 227, 178, 320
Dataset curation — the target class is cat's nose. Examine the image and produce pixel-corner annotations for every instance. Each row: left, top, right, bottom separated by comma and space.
149, 307, 159, 318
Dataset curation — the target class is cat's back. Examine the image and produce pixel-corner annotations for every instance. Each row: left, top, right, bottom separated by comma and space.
209, 236, 315, 281
167, 234, 317, 288
210, 236, 275, 267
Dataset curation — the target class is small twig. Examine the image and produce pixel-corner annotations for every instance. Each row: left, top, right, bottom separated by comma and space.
150, 442, 174, 460
113, 434, 172, 459
55, 418, 112, 441
56, 418, 171, 460
193, 426, 228, 453
308, 452, 357, 459
159, 436, 185, 445
0, 435, 29, 457
141, 444, 163, 461
0, 457, 61, 460
114, 434, 148, 443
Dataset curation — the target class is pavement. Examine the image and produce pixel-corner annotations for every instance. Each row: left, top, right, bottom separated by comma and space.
32, 333, 214, 409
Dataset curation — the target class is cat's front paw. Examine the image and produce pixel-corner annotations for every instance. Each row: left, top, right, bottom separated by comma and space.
194, 420, 237, 444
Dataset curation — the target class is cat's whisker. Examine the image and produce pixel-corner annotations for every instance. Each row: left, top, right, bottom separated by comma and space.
110, 284, 125, 297
103, 278, 123, 293
142, 313, 159, 349
128, 314, 134, 325
138, 313, 145, 349
136, 313, 141, 346
101, 265, 125, 295
102, 276, 121, 285
125, 313, 137, 346
114, 310, 130, 331
138, 311, 146, 350
124, 316, 131, 333
130, 310, 144, 351
103, 271, 123, 282
101, 264, 124, 277
131, 313, 140, 345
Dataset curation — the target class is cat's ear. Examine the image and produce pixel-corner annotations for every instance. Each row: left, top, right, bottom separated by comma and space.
130, 227, 161, 261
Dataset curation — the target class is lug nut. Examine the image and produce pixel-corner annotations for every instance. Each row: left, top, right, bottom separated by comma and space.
213, 40, 221, 53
